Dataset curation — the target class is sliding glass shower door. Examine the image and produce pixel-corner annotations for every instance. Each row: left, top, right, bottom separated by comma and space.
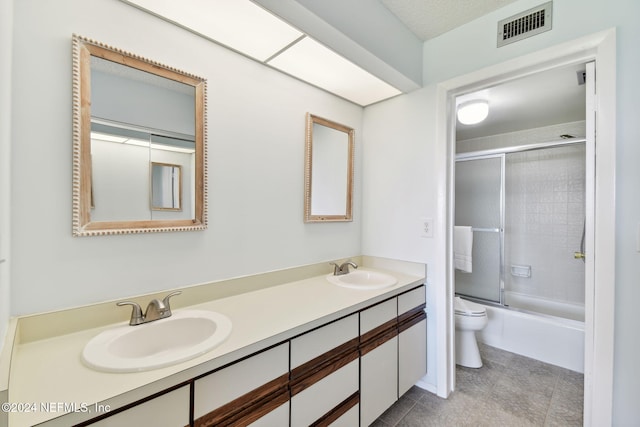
455, 155, 504, 303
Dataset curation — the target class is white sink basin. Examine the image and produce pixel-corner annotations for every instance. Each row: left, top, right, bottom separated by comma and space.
82, 310, 232, 373
327, 270, 397, 290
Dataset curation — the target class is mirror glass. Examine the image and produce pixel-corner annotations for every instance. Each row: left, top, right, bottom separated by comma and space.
304, 113, 354, 222
72, 35, 206, 236
151, 163, 182, 211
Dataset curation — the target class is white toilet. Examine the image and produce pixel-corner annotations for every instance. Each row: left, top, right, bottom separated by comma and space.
454, 296, 488, 368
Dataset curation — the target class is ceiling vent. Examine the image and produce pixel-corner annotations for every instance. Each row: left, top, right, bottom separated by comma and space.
497, 2, 552, 47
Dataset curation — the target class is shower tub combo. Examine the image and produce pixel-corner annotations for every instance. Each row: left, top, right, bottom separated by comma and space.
455, 139, 586, 373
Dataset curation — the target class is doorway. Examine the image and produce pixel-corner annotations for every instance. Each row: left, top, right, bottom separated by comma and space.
454, 133, 588, 374
438, 30, 616, 426
454, 58, 592, 412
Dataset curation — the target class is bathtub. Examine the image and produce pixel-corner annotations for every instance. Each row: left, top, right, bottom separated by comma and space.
474, 294, 585, 373
505, 291, 585, 322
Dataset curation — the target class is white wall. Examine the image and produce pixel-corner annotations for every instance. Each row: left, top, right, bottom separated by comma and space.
363, 0, 640, 422
362, 86, 445, 390
9, 0, 363, 315
0, 0, 14, 352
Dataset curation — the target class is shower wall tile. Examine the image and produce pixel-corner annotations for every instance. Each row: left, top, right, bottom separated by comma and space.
505, 143, 585, 306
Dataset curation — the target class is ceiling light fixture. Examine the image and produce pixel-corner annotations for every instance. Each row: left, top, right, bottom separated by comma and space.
457, 100, 489, 125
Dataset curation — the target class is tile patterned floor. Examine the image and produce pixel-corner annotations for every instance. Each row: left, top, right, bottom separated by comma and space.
373, 343, 584, 427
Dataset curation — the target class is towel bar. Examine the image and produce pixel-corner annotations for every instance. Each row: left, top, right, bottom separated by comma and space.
470, 227, 500, 233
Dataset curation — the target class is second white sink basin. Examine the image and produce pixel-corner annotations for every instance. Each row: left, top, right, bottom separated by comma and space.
327, 270, 397, 290
82, 309, 232, 373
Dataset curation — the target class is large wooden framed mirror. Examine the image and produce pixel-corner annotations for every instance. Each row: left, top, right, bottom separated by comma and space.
72, 35, 207, 236
304, 113, 354, 222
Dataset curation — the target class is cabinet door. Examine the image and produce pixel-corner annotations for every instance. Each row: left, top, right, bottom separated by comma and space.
360, 337, 398, 426
87, 386, 189, 427
398, 317, 427, 396
359, 298, 398, 427
398, 285, 427, 396
193, 343, 289, 426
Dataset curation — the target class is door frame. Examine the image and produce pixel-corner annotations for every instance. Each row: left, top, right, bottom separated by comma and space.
437, 29, 616, 426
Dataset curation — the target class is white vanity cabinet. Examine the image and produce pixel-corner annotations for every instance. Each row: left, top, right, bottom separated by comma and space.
290, 313, 360, 427
193, 343, 290, 427
86, 386, 190, 427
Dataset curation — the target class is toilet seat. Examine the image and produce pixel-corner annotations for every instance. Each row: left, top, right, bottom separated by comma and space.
454, 296, 486, 317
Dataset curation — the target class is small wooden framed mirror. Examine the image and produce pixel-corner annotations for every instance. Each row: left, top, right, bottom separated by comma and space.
150, 162, 182, 211
304, 113, 355, 222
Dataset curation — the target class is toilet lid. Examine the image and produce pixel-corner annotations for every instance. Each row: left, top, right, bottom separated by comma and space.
454, 296, 486, 316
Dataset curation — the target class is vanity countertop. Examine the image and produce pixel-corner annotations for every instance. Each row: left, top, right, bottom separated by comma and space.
6, 261, 425, 426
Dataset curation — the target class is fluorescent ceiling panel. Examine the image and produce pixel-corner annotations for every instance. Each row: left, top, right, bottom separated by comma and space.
90, 132, 127, 143
123, 0, 303, 61
267, 37, 401, 106
122, 0, 403, 105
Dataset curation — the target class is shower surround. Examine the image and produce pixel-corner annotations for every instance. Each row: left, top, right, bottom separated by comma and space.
455, 122, 586, 371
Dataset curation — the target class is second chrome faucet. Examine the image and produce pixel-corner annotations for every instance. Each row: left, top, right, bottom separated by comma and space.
330, 261, 358, 276
117, 291, 182, 326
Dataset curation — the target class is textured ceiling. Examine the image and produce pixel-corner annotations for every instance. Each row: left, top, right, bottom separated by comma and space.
376, 0, 585, 140
380, 0, 520, 40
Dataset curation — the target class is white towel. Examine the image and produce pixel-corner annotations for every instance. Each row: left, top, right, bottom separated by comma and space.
454, 226, 473, 273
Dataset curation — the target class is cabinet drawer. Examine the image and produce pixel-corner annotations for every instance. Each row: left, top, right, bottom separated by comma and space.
290, 313, 358, 369
193, 343, 289, 421
398, 285, 426, 315
360, 298, 397, 336
87, 386, 189, 426
291, 359, 359, 427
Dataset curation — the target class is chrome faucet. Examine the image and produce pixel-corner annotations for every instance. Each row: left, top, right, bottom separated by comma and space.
117, 291, 182, 326
330, 261, 358, 276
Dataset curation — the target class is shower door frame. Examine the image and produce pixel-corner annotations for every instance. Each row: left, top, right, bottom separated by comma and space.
455, 139, 588, 310
454, 153, 506, 306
